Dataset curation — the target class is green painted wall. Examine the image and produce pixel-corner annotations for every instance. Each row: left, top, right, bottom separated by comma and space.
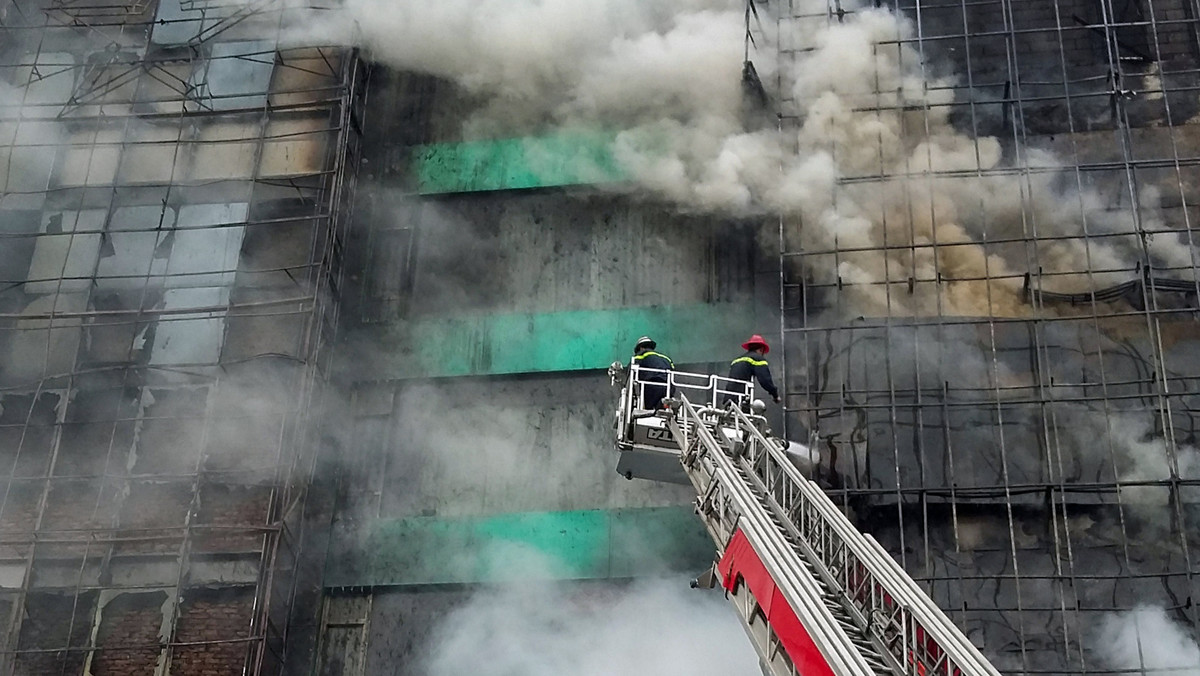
413, 131, 625, 194
327, 506, 713, 587
379, 303, 760, 379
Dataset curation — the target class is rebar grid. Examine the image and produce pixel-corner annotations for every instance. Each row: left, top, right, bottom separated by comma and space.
0, 0, 359, 671
772, 0, 1200, 672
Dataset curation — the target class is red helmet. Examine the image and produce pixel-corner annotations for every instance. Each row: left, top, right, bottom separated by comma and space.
741, 334, 769, 354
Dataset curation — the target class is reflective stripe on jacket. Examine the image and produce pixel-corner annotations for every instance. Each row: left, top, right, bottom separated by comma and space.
728, 351, 778, 398
634, 351, 674, 380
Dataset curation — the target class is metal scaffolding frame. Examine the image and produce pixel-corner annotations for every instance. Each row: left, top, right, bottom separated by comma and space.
768, 0, 1200, 672
0, 0, 362, 670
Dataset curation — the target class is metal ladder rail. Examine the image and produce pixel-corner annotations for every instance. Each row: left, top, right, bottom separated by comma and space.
724, 443, 903, 676
672, 395, 884, 676
680, 428, 800, 676
714, 413, 903, 674
680, 402, 898, 676
728, 407, 1003, 676
732, 406, 991, 676
728, 460, 899, 676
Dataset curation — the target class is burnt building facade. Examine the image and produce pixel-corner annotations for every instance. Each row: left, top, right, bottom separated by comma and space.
2, 0, 1200, 674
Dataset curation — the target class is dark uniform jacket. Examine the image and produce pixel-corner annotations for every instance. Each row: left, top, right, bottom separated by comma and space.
728, 351, 778, 398
633, 351, 674, 380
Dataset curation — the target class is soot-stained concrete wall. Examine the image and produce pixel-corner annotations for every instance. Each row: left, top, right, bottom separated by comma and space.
326, 373, 706, 583
323, 580, 682, 675
902, 0, 1200, 134
318, 2, 1200, 672
787, 316, 1200, 503
345, 188, 776, 329
863, 503, 1200, 673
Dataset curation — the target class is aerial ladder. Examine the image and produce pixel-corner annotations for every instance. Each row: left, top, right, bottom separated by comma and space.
609, 363, 1004, 676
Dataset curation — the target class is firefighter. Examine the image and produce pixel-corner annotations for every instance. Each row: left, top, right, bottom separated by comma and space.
728, 334, 781, 405
632, 336, 673, 409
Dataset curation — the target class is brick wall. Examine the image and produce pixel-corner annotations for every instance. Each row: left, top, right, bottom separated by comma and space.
91, 591, 168, 676
42, 480, 117, 531
12, 589, 256, 675
0, 482, 42, 532
899, 0, 1106, 76
193, 484, 272, 553
895, 0, 1200, 134
203, 377, 289, 473
0, 481, 43, 557
39, 479, 119, 557
170, 587, 255, 676
1148, 0, 1200, 66
1006, 0, 1106, 75
133, 389, 208, 475
203, 411, 286, 473
115, 481, 192, 555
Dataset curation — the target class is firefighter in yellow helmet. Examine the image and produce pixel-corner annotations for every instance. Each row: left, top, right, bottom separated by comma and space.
632, 336, 673, 409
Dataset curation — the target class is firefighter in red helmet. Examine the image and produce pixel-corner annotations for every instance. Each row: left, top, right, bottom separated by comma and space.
727, 334, 780, 405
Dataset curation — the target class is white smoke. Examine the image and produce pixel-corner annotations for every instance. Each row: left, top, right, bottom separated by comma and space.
1096, 606, 1200, 676
277, 0, 746, 133
217, 2, 1200, 669
1064, 411, 1200, 509
384, 381, 694, 518
260, 0, 1187, 319
1108, 415, 1185, 506
421, 550, 759, 676
0, 79, 64, 211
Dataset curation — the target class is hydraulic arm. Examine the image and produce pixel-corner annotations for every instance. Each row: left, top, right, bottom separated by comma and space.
611, 365, 1003, 676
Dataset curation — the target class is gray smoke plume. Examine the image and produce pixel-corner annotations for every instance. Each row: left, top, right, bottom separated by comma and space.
384, 381, 694, 518
226, 0, 1200, 670
1096, 606, 1200, 676
420, 548, 759, 676
0, 79, 64, 211
1089, 413, 1200, 508
262, 0, 1187, 319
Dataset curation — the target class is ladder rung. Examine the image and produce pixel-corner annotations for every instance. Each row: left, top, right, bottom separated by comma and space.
669, 394, 1001, 676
